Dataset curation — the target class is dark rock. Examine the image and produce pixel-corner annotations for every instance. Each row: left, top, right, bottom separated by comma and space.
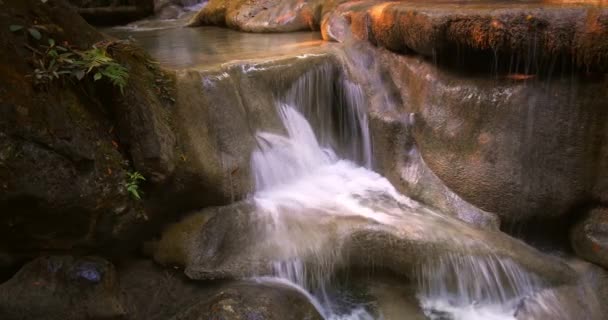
68, 0, 155, 25
169, 281, 322, 320
119, 259, 322, 320
118, 259, 223, 320
571, 207, 608, 269
0, 0, 177, 253
0, 256, 126, 320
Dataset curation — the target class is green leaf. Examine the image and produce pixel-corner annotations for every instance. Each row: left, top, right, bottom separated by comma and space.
48, 38, 55, 47
93, 72, 102, 81
9, 25, 23, 32
28, 28, 41, 40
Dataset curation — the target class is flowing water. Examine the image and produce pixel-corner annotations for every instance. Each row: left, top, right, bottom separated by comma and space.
248, 67, 554, 320
109, 17, 603, 320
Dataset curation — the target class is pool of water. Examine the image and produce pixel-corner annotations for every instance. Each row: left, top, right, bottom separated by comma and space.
105, 24, 325, 69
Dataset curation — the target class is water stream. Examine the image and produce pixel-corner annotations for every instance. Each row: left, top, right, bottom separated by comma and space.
249, 69, 547, 320
108, 18, 603, 320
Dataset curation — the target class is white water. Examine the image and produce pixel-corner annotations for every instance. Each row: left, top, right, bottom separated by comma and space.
249, 68, 546, 320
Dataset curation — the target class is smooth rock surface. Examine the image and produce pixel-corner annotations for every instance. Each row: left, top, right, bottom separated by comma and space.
370, 45, 608, 221
154, 201, 575, 287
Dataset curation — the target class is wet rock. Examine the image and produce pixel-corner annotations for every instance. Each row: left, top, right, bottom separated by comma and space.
333, 41, 500, 229
0, 256, 125, 320
571, 207, 608, 269
119, 259, 322, 320
369, 45, 608, 222
324, 0, 608, 71
189, 0, 324, 32
155, 200, 574, 288
369, 111, 500, 230
166, 52, 342, 204
515, 260, 608, 320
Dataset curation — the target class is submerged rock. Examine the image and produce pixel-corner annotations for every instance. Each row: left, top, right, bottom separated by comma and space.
0, 256, 125, 320
571, 207, 608, 269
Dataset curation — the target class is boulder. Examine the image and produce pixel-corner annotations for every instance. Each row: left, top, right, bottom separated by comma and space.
571, 207, 608, 269
323, 0, 608, 72
168, 281, 322, 320
0, 256, 126, 320
119, 259, 322, 320
369, 45, 608, 222
153, 200, 575, 287
188, 0, 325, 32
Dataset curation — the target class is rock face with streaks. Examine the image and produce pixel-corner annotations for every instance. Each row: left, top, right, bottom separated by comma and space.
324, 1, 608, 71
370, 46, 607, 222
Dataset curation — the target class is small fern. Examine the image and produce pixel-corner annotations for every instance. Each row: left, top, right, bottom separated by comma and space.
125, 171, 145, 200
96, 63, 129, 93
21, 32, 130, 93
76, 46, 129, 93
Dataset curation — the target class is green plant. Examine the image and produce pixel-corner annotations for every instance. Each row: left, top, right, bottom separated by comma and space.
31, 39, 76, 87
13, 23, 130, 92
125, 171, 145, 200
76, 46, 129, 93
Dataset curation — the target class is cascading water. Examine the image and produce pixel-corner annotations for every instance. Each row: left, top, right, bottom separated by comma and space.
248, 65, 560, 319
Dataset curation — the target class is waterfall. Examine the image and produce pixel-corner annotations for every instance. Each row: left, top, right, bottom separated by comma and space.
249, 66, 549, 320
416, 254, 544, 320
